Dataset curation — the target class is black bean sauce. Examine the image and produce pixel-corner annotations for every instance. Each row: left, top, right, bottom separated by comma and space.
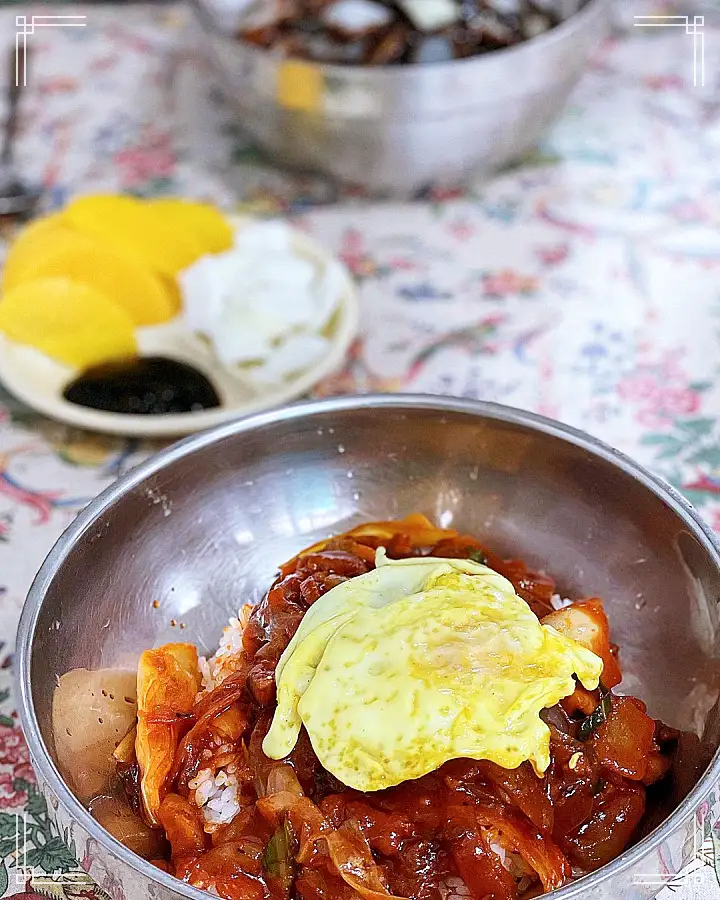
63, 356, 221, 415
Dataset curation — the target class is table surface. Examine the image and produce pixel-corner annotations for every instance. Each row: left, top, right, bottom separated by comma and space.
1, 1, 720, 897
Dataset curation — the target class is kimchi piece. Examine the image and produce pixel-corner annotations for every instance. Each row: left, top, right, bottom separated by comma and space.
104, 514, 676, 900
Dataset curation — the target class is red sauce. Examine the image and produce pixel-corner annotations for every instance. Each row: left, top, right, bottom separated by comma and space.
113, 518, 678, 900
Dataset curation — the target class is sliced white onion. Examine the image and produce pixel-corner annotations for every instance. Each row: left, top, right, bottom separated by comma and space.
322, 0, 393, 36
397, 0, 459, 32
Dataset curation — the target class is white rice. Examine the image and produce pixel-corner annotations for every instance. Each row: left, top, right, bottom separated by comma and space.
191, 605, 254, 830
439, 877, 472, 900
190, 763, 241, 830
550, 593, 573, 610
197, 604, 253, 696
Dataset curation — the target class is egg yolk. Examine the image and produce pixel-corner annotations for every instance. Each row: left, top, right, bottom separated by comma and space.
263, 551, 603, 792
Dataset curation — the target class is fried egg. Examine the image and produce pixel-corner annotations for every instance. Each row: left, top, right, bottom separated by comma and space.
263, 551, 603, 791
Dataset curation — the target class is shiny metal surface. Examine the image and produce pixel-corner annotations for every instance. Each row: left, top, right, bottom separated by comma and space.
188, 0, 609, 196
17, 395, 720, 900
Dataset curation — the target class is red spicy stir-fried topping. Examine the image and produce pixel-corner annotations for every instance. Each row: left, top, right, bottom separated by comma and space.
117, 515, 678, 900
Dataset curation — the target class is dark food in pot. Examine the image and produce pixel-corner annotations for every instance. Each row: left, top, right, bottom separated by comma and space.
237, 0, 590, 65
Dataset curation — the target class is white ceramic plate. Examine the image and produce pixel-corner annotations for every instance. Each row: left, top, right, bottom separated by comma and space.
0, 224, 359, 438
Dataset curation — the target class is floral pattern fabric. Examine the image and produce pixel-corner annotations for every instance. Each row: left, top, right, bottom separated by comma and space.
1, 0, 720, 897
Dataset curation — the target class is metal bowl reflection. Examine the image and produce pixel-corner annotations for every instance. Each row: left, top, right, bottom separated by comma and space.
16, 395, 720, 900
188, 0, 610, 196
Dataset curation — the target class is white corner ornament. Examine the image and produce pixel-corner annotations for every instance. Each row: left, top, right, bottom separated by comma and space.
15, 15, 87, 86
633, 15, 705, 88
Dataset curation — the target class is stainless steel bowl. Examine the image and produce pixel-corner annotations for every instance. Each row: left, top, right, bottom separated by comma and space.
17, 395, 720, 900
188, 0, 609, 196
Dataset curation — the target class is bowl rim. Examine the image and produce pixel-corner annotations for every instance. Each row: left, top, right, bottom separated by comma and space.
189, 0, 611, 78
16, 393, 720, 900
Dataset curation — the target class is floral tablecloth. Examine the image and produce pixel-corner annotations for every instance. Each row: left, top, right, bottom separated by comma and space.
1, 1, 720, 897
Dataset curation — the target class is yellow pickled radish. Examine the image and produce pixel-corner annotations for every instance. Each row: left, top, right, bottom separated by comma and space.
161, 274, 183, 314
0, 277, 137, 369
1, 213, 67, 290
62, 194, 204, 276
3, 219, 179, 326
149, 198, 234, 254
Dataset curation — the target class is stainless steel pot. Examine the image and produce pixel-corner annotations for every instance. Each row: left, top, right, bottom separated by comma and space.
16, 395, 720, 900
187, 0, 610, 196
